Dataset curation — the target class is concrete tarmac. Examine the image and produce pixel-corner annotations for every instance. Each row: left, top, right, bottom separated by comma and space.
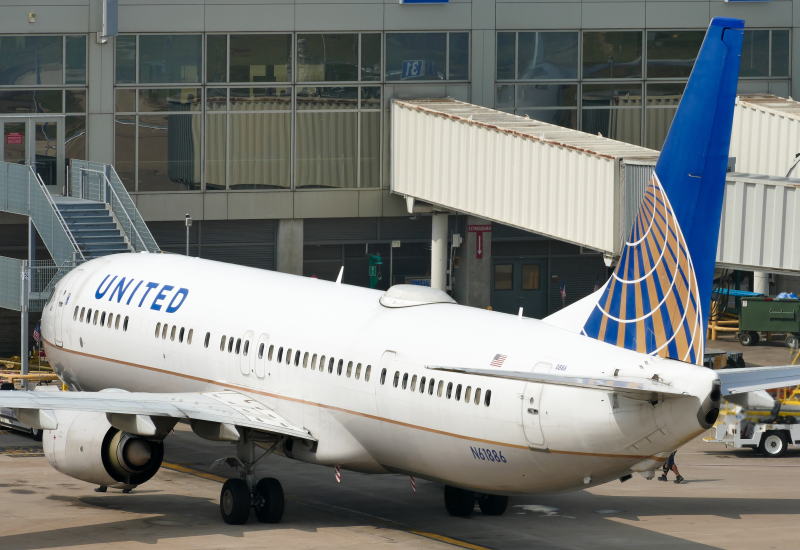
0, 422, 798, 550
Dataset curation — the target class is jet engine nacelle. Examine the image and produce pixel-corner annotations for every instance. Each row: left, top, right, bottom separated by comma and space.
43, 410, 164, 490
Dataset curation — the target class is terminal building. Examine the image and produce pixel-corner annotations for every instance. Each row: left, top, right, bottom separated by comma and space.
1, 0, 800, 353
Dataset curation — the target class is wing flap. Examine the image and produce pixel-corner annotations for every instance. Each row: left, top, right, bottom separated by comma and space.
0, 390, 313, 440
718, 365, 800, 395
425, 366, 690, 399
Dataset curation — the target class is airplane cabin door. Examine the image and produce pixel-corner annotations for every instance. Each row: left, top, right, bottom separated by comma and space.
521, 362, 551, 448
54, 269, 83, 346
254, 334, 269, 378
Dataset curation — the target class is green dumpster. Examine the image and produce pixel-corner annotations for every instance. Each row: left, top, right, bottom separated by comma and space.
738, 297, 800, 348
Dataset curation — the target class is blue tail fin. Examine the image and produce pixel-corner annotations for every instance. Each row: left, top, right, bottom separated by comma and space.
582, 17, 744, 365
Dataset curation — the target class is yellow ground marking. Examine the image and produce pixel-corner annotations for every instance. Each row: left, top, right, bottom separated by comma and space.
0, 446, 44, 457
162, 462, 493, 550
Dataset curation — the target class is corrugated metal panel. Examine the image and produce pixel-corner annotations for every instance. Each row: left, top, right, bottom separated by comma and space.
379, 216, 431, 241
730, 95, 800, 177
304, 218, 378, 242
717, 173, 800, 273
201, 245, 275, 270
392, 99, 658, 257
148, 221, 199, 247
202, 220, 276, 245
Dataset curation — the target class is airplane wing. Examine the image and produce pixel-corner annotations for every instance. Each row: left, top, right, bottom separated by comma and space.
717, 365, 800, 395
425, 366, 691, 400
0, 389, 313, 441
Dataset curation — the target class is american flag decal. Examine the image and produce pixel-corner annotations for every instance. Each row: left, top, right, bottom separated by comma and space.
490, 354, 507, 367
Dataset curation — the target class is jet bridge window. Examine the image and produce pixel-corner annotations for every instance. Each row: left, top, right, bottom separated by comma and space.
220, 335, 226, 351
155, 323, 161, 337
455, 384, 462, 401
277, 347, 283, 362
337, 359, 344, 376
402, 373, 408, 389
258, 343, 265, 359
484, 390, 492, 407
464, 386, 471, 403
79, 307, 85, 321
243, 340, 249, 356
187, 329, 193, 344
446, 382, 453, 399
380, 368, 386, 385
410, 375, 417, 391
365, 365, 371, 382
115, 314, 121, 330
428, 378, 435, 395
294, 350, 300, 366
86, 308, 92, 323
204, 332, 211, 348
346, 361, 352, 377
437, 381, 444, 397
474, 388, 481, 405
303, 352, 309, 368
179, 327, 185, 342
73, 306, 79, 320
393, 371, 400, 388
268, 345, 274, 360
123, 316, 129, 332
419, 376, 426, 393
162, 324, 169, 339
355, 363, 361, 379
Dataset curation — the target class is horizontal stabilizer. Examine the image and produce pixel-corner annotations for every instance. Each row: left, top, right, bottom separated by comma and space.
0, 389, 314, 441
424, 366, 690, 400
718, 366, 800, 395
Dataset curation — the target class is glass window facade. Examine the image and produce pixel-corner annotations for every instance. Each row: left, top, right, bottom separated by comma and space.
385, 32, 469, 81
497, 29, 791, 148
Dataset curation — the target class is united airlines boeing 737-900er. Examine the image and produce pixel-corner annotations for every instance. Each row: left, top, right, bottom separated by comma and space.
3, 17, 799, 524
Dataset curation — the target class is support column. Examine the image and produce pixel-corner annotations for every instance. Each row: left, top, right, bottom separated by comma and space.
431, 213, 448, 290
277, 219, 303, 276
754, 271, 770, 296
20, 260, 29, 390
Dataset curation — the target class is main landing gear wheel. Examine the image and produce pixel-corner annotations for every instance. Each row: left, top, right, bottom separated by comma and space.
759, 432, 788, 458
255, 477, 284, 523
220, 478, 251, 525
444, 485, 476, 517
478, 494, 509, 516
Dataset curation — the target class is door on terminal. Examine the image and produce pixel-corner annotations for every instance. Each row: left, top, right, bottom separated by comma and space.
491, 259, 547, 318
0, 116, 65, 193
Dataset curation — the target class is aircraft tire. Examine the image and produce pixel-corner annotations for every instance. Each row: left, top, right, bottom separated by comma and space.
478, 494, 508, 516
220, 478, 251, 524
255, 477, 284, 523
444, 485, 475, 517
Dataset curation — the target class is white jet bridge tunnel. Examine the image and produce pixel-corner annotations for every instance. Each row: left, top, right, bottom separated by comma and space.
391, 98, 800, 290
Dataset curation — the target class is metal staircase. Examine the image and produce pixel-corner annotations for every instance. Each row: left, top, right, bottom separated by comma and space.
54, 197, 132, 259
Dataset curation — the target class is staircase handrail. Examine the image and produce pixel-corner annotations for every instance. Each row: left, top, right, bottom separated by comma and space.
34, 171, 86, 262
80, 168, 148, 253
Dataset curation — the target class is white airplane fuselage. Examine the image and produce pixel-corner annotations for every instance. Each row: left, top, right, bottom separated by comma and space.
41, 253, 718, 495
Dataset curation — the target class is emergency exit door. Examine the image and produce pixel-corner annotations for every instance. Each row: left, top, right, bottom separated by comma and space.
0, 117, 65, 193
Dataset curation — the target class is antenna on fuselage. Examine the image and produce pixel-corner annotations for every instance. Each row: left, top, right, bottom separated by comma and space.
336, 266, 344, 284
518, 307, 523, 320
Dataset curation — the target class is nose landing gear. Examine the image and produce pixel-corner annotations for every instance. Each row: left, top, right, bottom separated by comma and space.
444, 485, 509, 517
215, 431, 287, 525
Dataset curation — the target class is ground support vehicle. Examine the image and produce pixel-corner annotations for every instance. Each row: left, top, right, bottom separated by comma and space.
705, 405, 800, 457
738, 297, 800, 349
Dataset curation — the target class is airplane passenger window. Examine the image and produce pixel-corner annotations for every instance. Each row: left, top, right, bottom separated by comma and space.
100, 312, 106, 326
355, 363, 361, 379
455, 384, 462, 401
294, 350, 300, 366
92, 310, 98, 325
205, 332, 211, 348
123, 316, 129, 332
277, 347, 283, 362
419, 376, 426, 393
268, 345, 274, 361
474, 388, 481, 405
402, 373, 408, 389
410, 375, 417, 392
337, 359, 343, 376
73, 306, 79, 320
86, 308, 92, 323
428, 379, 435, 395
484, 390, 492, 407
108, 313, 114, 327
464, 386, 471, 403
115, 314, 121, 329
380, 368, 386, 385
319, 355, 326, 372
243, 340, 249, 356
179, 327, 185, 342
437, 381, 444, 397
220, 335, 226, 351
155, 323, 161, 337
346, 361, 353, 378
187, 329, 193, 344
328, 357, 334, 374
303, 352, 309, 368
446, 382, 453, 399
162, 324, 169, 339
228, 337, 234, 352
258, 343, 265, 359
235, 338, 241, 354
365, 365, 371, 382
286, 348, 292, 365
393, 371, 399, 388
80, 307, 85, 321
170, 325, 176, 340
311, 354, 318, 370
